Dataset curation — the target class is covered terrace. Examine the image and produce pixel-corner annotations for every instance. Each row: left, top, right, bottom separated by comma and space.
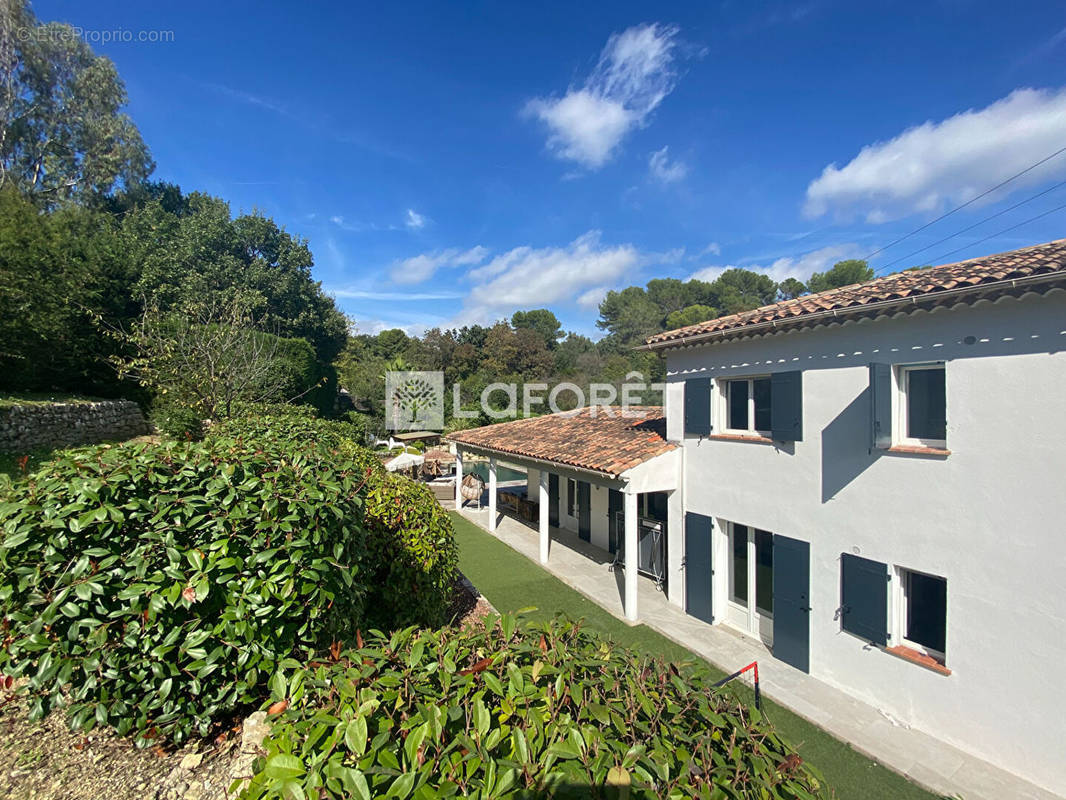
447, 406, 680, 622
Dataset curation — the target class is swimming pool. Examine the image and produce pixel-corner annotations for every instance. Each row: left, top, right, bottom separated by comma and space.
469, 462, 527, 483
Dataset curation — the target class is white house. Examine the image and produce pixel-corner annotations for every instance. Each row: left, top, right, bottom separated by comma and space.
449, 238, 1066, 794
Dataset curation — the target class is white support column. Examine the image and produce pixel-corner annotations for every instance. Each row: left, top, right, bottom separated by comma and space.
624, 489, 639, 622
454, 449, 464, 509
539, 470, 550, 563
488, 457, 498, 532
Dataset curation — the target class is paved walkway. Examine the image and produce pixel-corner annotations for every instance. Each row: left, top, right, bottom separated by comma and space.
457, 505, 1062, 800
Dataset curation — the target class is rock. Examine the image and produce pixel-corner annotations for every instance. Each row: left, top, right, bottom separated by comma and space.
240, 712, 269, 755
179, 753, 202, 771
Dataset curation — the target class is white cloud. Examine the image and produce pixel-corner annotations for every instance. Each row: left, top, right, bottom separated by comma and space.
804, 87, 1066, 222
577, 286, 610, 309
454, 231, 640, 324
649, 146, 687, 182
330, 289, 463, 301
526, 23, 681, 169
349, 318, 431, 337
698, 242, 721, 257
390, 246, 489, 285
405, 209, 426, 229
689, 244, 862, 284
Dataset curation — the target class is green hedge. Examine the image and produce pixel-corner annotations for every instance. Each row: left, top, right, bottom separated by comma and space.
0, 434, 373, 745
241, 615, 827, 800
363, 473, 458, 628
149, 397, 205, 440
213, 410, 456, 628
0, 408, 459, 747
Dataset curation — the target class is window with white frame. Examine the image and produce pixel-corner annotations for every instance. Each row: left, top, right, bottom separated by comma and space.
896, 567, 947, 663
896, 363, 946, 447
721, 377, 772, 435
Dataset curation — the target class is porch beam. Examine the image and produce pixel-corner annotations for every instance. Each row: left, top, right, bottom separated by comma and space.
454, 449, 463, 509
539, 470, 549, 563
624, 489, 638, 622
488, 457, 498, 532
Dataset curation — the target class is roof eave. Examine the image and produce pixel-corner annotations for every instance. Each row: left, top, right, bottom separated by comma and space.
444, 439, 624, 481
638, 271, 1066, 353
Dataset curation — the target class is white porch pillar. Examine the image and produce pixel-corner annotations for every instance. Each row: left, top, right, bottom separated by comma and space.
454, 449, 464, 509
539, 470, 549, 563
624, 489, 639, 622
488, 457, 498, 532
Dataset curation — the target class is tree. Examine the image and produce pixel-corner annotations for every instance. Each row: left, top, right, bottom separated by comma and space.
596, 286, 664, 347
665, 304, 718, 330
123, 194, 348, 363
553, 332, 594, 375
373, 329, 410, 361
711, 268, 778, 313
646, 278, 698, 316
806, 259, 873, 294
1, 1, 153, 202
511, 309, 563, 350
112, 298, 303, 420
777, 278, 807, 300
0, 184, 136, 394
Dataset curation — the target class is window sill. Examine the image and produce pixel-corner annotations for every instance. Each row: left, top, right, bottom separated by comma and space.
885, 644, 951, 676
708, 433, 774, 445
886, 445, 951, 457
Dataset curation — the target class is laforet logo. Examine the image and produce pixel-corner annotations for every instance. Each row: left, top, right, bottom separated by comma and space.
386, 371, 445, 431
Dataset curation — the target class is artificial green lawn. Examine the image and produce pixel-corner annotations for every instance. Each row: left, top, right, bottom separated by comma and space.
450, 511, 942, 800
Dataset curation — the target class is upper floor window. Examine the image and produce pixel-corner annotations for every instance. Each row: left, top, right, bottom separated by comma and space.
898, 364, 946, 447
724, 377, 772, 436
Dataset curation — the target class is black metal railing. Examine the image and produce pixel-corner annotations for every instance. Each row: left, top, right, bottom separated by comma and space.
612, 512, 666, 590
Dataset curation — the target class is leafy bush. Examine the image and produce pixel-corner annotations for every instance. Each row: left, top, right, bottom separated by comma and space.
241, 615, 827, 800
0, 434, 374, 745
209, 407, 371, 456
213, 409, 456, 628
150, 397, 204, 440
362, 473, 458, 628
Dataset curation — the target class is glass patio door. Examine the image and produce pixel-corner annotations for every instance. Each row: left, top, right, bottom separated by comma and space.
727, 523, 774, 645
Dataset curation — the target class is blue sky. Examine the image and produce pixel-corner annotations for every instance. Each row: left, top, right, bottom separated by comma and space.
36, 0, 1066, 337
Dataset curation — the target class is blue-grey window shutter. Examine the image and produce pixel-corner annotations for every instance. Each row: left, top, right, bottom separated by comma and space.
840, 553, 889, 645
869, 363, 892, 450
684, 378, 711, 436
771, 370, 803, 441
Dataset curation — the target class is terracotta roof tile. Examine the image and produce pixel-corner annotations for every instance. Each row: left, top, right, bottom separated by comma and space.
446, 406, 674, 477
644, 238, 1066, 348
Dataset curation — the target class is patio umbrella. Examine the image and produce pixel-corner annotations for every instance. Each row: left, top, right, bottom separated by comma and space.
386, 451, 425, 472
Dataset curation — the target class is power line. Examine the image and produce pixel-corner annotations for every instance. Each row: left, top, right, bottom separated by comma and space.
873, 178, 1066, 274
860, 143, 1066, 262
921, 200, 1066, 266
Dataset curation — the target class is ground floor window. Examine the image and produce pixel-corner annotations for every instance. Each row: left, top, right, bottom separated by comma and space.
899, 568, 947, 659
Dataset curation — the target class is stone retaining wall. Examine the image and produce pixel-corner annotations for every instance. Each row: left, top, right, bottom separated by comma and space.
0, 400, 149, 453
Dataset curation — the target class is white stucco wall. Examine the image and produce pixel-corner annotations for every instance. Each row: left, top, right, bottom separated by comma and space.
665, 290, 1066, 792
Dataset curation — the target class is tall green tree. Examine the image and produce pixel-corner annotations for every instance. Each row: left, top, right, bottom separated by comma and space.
0, 185, 134, 393
596, 286, 664, 348
665, 303, 718, 330
121, 192, 348, 363
511, 309, 563, 350
806, 259, 874, 293
777, 277, 807, 300
0, 1, 153, 202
